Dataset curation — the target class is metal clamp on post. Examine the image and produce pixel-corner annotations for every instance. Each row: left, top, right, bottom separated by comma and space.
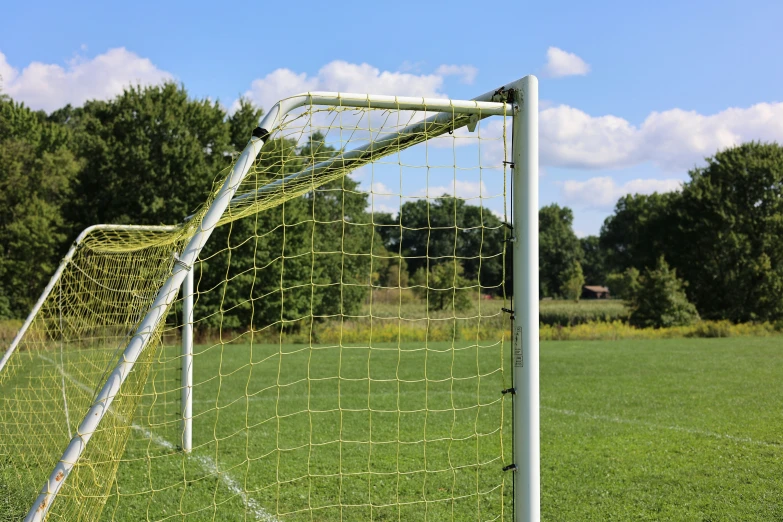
173, 252, 192, 271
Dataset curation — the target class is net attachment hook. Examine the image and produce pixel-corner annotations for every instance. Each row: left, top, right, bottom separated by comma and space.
172, 252, 192, 271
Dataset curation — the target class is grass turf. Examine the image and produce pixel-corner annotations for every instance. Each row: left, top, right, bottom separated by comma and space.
3, 337, 782, 520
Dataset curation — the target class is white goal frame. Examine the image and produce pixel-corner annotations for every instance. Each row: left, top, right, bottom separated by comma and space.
10, 75, 539, 522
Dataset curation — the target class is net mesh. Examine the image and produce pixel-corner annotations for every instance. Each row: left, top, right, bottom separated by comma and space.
0, 98, 513, 521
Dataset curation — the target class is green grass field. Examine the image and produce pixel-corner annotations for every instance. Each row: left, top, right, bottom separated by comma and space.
3, 337, 782, 521
540, 337, 783, 521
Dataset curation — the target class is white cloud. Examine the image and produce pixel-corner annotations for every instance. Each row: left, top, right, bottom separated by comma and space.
0, 48, 173, 112
419, 179, 489, 200
434, 64, 478, 84
561, 176, 683, 209
365, 179, 490, 201
543, 47, 590, 78
541, 102, 783, 171
238, 60, 478, 112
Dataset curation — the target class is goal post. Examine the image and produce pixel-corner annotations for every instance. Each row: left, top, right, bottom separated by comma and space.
2, 75, 539, 522
511, 74, 540, 522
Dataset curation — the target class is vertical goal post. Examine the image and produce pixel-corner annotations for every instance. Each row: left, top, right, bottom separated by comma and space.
2, 75, 539, 522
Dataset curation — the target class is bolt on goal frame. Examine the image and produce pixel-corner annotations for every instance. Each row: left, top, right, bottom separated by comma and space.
2, 75, 539, 521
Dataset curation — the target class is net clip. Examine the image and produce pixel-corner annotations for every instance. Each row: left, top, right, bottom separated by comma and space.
172, 252, 192, 271
501, 387, 515, 395
501, 307, 514, 319
502, 463, 518, 472
492, 87, 517, 104
503, 161, 515, 168
503, 222, 515, 244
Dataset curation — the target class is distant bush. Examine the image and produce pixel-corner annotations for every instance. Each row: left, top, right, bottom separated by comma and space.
541, 319, 781, 341
605, 268, 639, 300
0, 320, 22, 344
688, 320, 733, 338
559, 261, 585, 302
539, 299, 628, 326
411, 262, 473, 312
629, 257, 699, 328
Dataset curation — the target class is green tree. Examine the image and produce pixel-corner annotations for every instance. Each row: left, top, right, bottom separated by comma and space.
375, 248, 409, 288
227, 98, 264, 155
411, 262, 473, 312
195, 134, 374, 332
539, 204, 582, 298
605, 267, 640, 300
64, 83, 233, 228
0, 96, 80, 318
599, 192, 680, 274
676, 142, 783, 322
559, 260, 585, 302
580, 235, 609, 285
377, 197, 506, 295
629, 257, 699, 328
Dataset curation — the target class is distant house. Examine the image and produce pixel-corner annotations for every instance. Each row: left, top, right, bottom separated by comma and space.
582, 285, 610, 299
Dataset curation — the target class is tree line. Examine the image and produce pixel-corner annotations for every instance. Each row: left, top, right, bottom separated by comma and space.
2, 83, 782, 327
544, 141, 783, 326
0, 83, 509, 329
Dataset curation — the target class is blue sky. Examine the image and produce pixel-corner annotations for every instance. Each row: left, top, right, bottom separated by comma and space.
2, 0, 782, 235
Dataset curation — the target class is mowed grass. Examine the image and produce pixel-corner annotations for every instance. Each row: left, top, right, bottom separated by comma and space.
540, 337, 783, 521
105, 339, 511, 521
3, 337, 782, 521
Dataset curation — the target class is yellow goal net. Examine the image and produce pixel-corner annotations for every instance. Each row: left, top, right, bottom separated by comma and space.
0, 79, 539, 522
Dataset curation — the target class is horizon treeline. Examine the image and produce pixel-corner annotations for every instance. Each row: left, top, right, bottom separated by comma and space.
2, 83, 782, 325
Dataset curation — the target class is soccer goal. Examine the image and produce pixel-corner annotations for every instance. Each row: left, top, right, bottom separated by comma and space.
0, 75, 539, 521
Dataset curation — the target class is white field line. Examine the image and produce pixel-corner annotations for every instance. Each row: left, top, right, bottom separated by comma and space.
38, 354, 276, 521
543, 406, 783, 449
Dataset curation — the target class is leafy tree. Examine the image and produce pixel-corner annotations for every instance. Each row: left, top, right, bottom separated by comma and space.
629, 257, 699, 328
676, 142, 783, 322
64, 83, 234, 228
0, 96, 80, 318
539, 204, 582, 298
411, 262, 473, 312
377, 197, 506, 295
580, 235, 609, 285
374, 248, 409, 288
599, 192, 680, 274
227, 98, 264, 154
605, 267, 640, 300
559, 260, 585, 302
195, 134, 373, 331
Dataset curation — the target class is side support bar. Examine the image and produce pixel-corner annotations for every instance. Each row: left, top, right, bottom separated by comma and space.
0, 225, 177, 375
181, 269, 194, 453
24, 135, 267, 521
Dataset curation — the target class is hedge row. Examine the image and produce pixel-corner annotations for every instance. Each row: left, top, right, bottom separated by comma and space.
539, 299, 628, 326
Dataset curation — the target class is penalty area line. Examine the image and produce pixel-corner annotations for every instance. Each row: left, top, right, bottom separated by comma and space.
543, 405, 782, 448
38, 353, 277, 522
